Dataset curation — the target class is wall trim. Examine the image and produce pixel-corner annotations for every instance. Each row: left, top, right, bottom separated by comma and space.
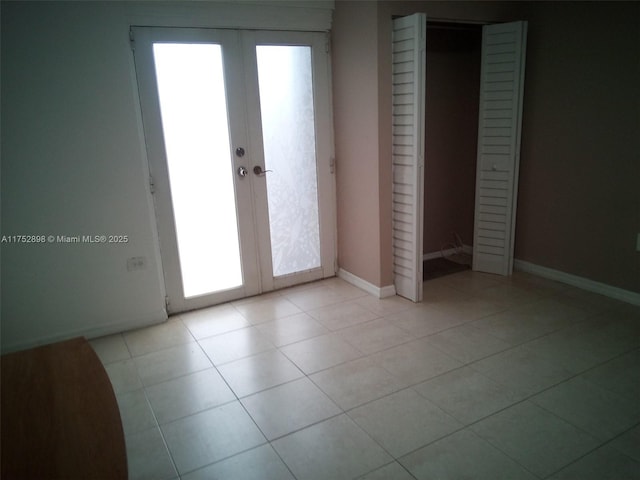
514, 259, 640, 306
125, 1, 334, 32
1, 309, 168, 355
423, 244, 473, 262
338, 268, 396, 298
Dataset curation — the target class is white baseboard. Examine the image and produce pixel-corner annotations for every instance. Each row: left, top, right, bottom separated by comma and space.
514, 259, 640, 306
423, 244, 473, 261
1, 309, 168, 354
338, 268, 396, 299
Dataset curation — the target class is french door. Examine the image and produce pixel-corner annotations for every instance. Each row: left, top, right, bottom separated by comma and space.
132, 27, 335, 313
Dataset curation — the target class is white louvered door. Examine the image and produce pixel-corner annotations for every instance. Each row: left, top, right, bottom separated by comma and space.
473, 21, 528, 276
391, 13, 426, 301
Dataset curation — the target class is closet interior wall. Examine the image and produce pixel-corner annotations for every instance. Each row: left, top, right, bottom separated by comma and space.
423, 24, 482, 256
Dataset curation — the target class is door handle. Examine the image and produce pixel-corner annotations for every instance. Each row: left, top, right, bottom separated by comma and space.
237, 166, 248, 177
253, 166, 273, 176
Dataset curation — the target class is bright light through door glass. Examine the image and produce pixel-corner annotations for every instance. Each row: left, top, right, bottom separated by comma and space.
153, 43, 242, 297
256, 45, 321, 277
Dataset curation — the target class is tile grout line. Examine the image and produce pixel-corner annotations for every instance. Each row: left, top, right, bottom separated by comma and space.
100, 273, 639, 479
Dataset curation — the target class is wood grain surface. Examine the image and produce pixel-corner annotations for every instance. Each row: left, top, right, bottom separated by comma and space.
1, 337, 127, 479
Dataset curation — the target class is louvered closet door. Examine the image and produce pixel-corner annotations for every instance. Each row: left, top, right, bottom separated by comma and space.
473, 21, 527, 276
391, 13, 426, 301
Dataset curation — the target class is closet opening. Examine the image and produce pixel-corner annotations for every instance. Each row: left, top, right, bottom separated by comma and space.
422, 21, 482, 281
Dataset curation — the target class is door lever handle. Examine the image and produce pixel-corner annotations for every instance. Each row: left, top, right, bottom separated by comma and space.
253, 165, 273, 176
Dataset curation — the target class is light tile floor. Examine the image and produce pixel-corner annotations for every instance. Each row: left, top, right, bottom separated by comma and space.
91, 270, 640, 480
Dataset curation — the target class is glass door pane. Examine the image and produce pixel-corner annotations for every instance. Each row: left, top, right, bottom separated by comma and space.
256, 46, 321, 277
153, 43, 242, 297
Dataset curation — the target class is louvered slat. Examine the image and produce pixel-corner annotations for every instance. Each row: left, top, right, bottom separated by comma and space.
473, 21, 527, 276
391, 13, 426, 302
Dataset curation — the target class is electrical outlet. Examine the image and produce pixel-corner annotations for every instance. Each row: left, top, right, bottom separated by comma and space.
126, 256, 146, 271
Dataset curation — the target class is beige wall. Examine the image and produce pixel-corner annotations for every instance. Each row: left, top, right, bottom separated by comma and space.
515, 1, 640, 292
333, 0, 639, 293
423, 26, 480, 254
332, 1, 383, 285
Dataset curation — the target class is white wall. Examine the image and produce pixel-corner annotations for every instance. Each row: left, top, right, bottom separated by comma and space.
0, 0, 334, 352
1, 2, 167, 352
